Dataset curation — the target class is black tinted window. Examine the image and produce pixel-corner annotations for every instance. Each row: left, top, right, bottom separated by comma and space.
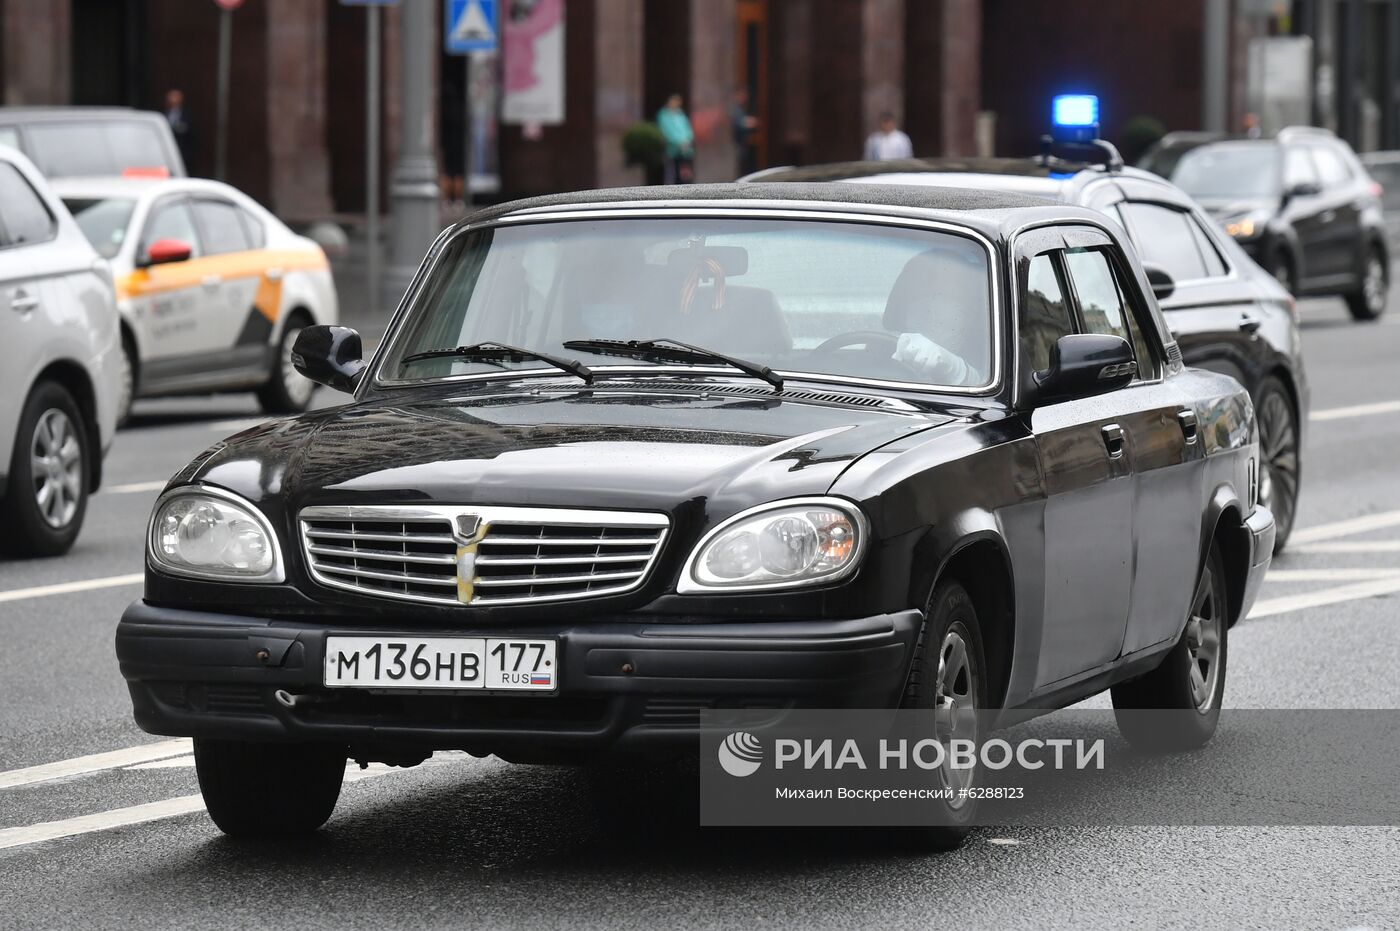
0, 163, 56, 246
141, 199, 202, 258
1022, 252, 1073, 373
192, 199, 252, 254
1118, 201, 1208, 281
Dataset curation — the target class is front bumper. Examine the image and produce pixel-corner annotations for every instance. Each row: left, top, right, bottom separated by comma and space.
1239, 504, 1276, 621
116, 601, 922, 759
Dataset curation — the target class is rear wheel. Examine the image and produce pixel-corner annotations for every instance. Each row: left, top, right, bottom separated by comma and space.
256, 316, 316, 414
897, 579, 987, 851
115, 333, 136, 428
0, 381, 89, 557
194, 739, 347, 836
1111, 542, 1228, 752
1255, 376, 1299, 552
1345, 244, 1388, 321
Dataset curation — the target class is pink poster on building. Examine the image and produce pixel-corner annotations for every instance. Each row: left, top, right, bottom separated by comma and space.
502, 0, 565, 125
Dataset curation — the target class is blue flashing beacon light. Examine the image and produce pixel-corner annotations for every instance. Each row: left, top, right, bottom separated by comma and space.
1052, 94, 1100, 144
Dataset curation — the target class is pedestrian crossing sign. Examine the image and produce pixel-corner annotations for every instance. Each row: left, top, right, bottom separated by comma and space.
445, 0, 497, 54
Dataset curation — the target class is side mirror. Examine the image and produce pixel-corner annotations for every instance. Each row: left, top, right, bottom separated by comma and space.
141, 237, 192, 267
291, 325, 366, 393
1284, 181, 1321, 202
1142, 263, 1176, 301
1034, 334, 1136, 404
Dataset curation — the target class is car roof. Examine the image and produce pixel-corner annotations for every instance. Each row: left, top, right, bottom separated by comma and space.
749, 158, 1176, 189
49, 176, 243, 200
454, 181, 1101, 243
0, 106, 166, 122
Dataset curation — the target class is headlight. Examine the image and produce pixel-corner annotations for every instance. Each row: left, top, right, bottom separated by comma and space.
1224, 211, 1268, 239
678, 497, 867, 593
148, 485, 284, 582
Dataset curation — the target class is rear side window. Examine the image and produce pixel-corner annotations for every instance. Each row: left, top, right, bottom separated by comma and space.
1187, 214, 1228, 277
1117, 201, 1208, 282
239, 207, 267, 249
141, 199, 203, 259
192, 199, 252, 255
0, 163, 57, 247
1022, 252, 1074, 373
1063, 247, 1154, 376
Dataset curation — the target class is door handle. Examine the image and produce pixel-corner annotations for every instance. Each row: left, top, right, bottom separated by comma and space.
201, 275, 222, 290
1239, 313, 1263, 334
1320, 209, 1337, 223
10, 290, 39, 312
1177, 409, 1199, 444
1101, 423, 1126, 459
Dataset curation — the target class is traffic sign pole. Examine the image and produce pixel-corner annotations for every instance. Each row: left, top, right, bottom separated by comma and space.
366, 4, 382, 313
215, 5, 233, 180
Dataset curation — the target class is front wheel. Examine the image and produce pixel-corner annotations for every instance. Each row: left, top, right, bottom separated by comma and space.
897, 579, 987, 851
256, 319, 317, 414
1111, 542, 1228, 752
0, 381, 90, 557
1255, 376, 1299, 552
194, 739, 347, 836
1345, 244, 1388, 321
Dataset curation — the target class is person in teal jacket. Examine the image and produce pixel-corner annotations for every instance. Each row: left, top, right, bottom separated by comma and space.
657, 94, 695, 184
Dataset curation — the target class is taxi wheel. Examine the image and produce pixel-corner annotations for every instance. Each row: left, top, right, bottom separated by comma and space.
0, 381, 89, 558
895, 578, 987, 852
194, 738, 346, 836
257, 317, 316, 415
1345, 244, 1388, 321
1111, 542, 1227, 753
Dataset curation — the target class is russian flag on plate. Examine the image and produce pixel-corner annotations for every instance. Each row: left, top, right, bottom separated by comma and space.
529, 673, 552, 685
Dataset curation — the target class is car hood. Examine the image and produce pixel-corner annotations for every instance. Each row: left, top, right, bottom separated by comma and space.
179, 388, 969, 521
1193, 195, 1277, 220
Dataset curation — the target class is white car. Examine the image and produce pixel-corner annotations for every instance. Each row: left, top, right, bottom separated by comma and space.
0, 145, 121, 556
53, 177, 339, 423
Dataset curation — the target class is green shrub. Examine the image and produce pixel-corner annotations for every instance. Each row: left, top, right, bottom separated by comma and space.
622, 121, 667, 171
1120, 116, 1166, 164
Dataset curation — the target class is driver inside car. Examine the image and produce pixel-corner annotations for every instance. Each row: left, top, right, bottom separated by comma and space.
884, 245, 991, 387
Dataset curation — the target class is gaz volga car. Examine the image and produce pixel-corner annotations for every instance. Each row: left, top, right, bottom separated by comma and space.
53, 177, 338, 424
117, 184, 1273, 849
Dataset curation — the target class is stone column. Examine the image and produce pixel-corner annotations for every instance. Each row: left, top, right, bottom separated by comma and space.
386, 0, 441, 304
862, 0, 905, 142
1, 0, 70, 105
689, 0, 737, 182
595, 0, 644, 188
265, 0, 334, 221
905, 0, 981, 157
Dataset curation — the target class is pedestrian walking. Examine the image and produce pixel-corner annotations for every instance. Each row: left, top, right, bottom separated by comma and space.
657, 93, 695, 184
163, 88, 196, 173
864, 111, 913, 161
731, 87, 759, 178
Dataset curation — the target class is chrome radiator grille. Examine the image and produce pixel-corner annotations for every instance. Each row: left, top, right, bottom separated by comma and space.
300, 505, 669, 607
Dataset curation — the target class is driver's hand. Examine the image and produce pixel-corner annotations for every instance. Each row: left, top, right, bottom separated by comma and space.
893, 332, 971, 383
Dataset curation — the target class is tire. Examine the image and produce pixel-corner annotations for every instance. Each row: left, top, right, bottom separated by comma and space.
256, 316, 317, 415
896, 578, 988, 852
1255, 376, 1300, 553
115, 332, 136, 428
1270, 250, 1296, 296
1111, 542, 1228, 753
1345, 244, 1388, 321
0, 381, 90, 557
194, 738, 347, 837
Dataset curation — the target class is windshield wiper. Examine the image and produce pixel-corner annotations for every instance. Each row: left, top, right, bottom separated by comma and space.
561, 338, 783, 391
400, 341, 593, 384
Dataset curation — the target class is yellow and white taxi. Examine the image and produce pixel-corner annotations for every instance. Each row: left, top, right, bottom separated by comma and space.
53, 177, 338, 423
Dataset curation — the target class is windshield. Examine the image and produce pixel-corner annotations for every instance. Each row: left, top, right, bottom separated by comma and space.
1170, 143, 1280, 199
63, 197, 136, 259
379, 217, 996, 390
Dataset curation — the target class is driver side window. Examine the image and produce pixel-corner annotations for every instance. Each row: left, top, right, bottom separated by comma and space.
140, 199, 203, 260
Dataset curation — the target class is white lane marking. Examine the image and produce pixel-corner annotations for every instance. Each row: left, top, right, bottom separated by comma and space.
1289, 509, 1400, 545
101, 480, 167, 495
0, 573, 144, 606
1290, 541, 1400, 554
0, 739, 191, 790
985, 837, 1021, 846
1249, 576, 1400, 620
1310, 399, 1400, 422
125, 756, 195, 771
1264, 568, 1400, 582
0, 764, 398, 851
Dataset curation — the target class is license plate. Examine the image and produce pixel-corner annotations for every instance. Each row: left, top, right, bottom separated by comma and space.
324, 636, 557, 691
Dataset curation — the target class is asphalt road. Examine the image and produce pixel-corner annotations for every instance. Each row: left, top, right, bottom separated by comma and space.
3, 294, 1400, 930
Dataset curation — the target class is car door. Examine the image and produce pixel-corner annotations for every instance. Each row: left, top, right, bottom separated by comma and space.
1056, 230, 1204, 657
1113, 193, 1262, 393
1016, 228, 1136, 688
1280, 145, 1332, 284
126, 195, 210, 381
1308, 142, 1365, 283
188, 196, 267, 372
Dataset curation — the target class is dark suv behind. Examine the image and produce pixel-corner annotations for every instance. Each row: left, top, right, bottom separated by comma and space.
1163, 127, 1389, 320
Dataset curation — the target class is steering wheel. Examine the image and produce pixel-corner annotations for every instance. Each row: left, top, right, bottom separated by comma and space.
811, 330, 899, 354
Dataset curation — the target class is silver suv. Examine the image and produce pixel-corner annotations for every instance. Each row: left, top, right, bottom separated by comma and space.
0, 145, 120, 555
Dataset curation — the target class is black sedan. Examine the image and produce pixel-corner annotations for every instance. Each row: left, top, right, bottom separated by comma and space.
116, 184, 1273, 849
749, 158, 1308, 551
